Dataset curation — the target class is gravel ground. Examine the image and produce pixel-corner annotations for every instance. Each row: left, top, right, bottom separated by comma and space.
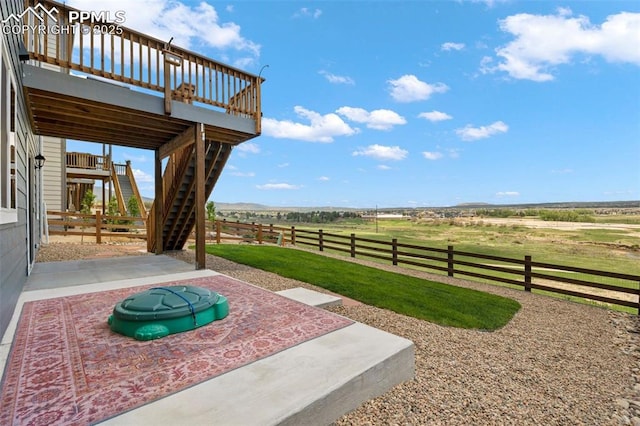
36, 242, 640, 425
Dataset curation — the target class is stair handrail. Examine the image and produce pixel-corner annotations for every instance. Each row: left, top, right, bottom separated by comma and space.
147, 144, 193, 252
110, 162, 127, 215
124, 161, 147, 220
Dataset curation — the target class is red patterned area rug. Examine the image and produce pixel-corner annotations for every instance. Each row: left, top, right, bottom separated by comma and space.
0, 275, 353, 425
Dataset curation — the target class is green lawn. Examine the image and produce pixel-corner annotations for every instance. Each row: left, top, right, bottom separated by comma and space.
205, 244, 521, 331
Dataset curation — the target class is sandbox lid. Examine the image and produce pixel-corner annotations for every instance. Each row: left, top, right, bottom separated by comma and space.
113, 286, 220, 321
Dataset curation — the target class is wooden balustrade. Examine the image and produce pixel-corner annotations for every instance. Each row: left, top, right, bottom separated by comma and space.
66, 152, 109, 170
23, 0, 262, 132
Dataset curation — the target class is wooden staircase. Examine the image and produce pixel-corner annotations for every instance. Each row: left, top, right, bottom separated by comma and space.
147, 140, 232, 252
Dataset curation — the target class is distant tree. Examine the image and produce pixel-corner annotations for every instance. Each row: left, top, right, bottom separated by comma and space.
206, 201, 216, 222
80, 189, 96, 215
127, 196, 140, 217
79, 189, 96, 243
106, 196, 119, 224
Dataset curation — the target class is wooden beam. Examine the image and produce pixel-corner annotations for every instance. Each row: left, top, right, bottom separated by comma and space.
195, 123, 206, 270
154, 149, 163, 255
159, 124, 196, 159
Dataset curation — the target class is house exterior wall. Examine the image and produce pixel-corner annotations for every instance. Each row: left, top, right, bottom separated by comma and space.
43, 136, 65, 212
0, 0, 43, 340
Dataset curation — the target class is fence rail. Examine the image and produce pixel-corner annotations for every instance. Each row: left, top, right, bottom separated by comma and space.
47, 210, 146, 242
213, 220, 640, 313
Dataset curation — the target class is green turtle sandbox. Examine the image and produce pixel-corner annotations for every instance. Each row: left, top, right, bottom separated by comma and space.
108, 286, 229, 341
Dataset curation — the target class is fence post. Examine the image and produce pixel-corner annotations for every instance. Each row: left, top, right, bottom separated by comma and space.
291, 226, 296, 245
257, 224, 263, 244
392, 238, 398, 266
216, 220, 221, 244
95, 211, 101, 244
348, 233, 355, 258
319, 229, 324, 252
447, 245, 454, 277
524, 255, 532, 292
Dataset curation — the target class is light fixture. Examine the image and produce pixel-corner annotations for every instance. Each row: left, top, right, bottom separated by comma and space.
18, 41, 29, 62
258, 64, 269, 79
35, 154, 46, 169
164, 51, 182, 67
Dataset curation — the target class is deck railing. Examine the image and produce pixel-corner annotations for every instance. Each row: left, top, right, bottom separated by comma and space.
66, 152, 109, 170
22, 0, 263, 132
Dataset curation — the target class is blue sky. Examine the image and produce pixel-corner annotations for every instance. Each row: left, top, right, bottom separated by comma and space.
67, 0, 640, 208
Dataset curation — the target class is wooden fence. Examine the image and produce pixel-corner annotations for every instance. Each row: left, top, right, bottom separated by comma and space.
47, 211, 146, 243
213, 220, 640, 313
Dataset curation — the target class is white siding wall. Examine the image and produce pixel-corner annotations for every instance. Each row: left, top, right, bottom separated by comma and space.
42, 136, 65, 211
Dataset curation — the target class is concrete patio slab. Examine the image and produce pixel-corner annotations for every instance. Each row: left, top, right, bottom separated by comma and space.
1, 256, 414, 425
25, 255, 194, 291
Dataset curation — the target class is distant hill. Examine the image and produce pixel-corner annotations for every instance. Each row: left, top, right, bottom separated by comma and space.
216, 202, 272, 211
453, 200, 639, 209
92, 193, 639, 212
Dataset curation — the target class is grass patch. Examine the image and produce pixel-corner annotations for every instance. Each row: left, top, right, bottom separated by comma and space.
205, 244, 521, 330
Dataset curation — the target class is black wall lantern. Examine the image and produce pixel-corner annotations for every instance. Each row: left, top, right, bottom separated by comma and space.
18, 41, 30, 62
35, 154, 46, 169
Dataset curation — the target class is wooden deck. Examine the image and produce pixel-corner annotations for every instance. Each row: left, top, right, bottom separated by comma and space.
21, 0, 263, 265
22, 0, 263, 147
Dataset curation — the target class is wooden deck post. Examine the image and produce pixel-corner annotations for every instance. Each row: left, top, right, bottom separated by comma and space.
195, 123, 206, 270
392, 238, 398, 266
524, 255, 532, 292
350, 233, 356, 258
154, 149, 163, 255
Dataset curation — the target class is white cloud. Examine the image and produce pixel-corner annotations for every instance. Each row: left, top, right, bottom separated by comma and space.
122, 152, 148, 163
319, 70, 355, 85
256, 183, 302, 190
277, 162, 290, 168
456, 121, 508, 141
387, 75, 449, 102
353, 144, 408, 161
467, 0, 509, 7
132, 168, 153, 183
423, 151, 443, 160
263, 106, 358, 142
441, 42, 465, 51
377, 165, 392, 170
448, 148, 461, 159
336, 107, 407, 130
496, 191, 520, 197
486, 9, 640, 81
293, 8, 322, 19
68, 0, 260, 65
318, 176, 330, 181
236, 142, 260, 154
230, 171, 255, 177
418, 111, 453, 122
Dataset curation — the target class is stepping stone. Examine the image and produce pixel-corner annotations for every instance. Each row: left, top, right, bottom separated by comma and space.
276, 287, 342, 308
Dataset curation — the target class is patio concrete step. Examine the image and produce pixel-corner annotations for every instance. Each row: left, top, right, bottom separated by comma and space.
276, 287, 343, 308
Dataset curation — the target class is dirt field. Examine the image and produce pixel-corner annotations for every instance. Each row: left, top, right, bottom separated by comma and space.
458, 217, 640, 236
